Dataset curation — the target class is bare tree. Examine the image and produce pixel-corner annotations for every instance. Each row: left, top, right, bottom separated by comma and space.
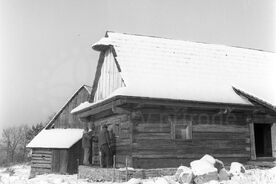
1, 125, 27, 163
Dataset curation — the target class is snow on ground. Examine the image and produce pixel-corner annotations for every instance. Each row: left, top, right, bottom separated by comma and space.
0, 164, 102, 184
0, 164, 276, 184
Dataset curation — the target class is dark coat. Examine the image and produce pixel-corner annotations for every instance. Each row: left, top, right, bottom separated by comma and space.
82, 131, 92, 148
98, 128, 110, 147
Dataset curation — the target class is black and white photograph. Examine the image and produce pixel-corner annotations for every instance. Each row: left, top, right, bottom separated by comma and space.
0, 0, 276, 183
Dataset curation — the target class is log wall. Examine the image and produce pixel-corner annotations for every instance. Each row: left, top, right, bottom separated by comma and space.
131, 108, 251, 168
31, 148, 52, 175
92, 114, 132, 167
54, 87, 90, 128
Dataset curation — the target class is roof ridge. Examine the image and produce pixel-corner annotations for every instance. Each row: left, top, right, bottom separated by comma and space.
44, 85, 91, 129
105, 31, 275, 53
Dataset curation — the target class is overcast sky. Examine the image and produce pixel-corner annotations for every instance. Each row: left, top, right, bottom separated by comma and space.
0, 0, 275, 131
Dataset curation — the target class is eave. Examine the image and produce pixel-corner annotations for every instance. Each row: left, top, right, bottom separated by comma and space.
74, 95, 262, 120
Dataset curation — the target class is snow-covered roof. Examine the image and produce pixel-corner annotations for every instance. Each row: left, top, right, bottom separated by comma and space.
93, 32, 276, 105
83, 85, 92, 94
72, 32, 276, 114
26, 129, 83, 149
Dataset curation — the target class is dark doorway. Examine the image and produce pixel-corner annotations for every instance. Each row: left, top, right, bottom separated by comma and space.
254, 124, 272, 157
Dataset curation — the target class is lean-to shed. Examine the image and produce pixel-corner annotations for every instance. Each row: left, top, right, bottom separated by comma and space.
72, 32, 276, 168
27, 85, 91, 175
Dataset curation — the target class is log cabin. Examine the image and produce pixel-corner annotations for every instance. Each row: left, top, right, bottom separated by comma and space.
27, 85, 91, 175
72, 32, 276, 169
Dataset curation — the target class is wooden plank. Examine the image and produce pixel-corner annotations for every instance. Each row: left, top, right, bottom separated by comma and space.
89, 51, 106, 102
134, 133, 171, 140
132, 153, 249, 159
31, 167, 51, 172
51, 150, 60, 172
32, 160, 51, 165
32, 149, 52, 153
192, 132, 249, 140
32, 163, 51, 169
133, 142, 250, 153
32, 151, 52, 155
132, 139, 250, 150
129, 118, 134, 167
249, 123, 256, 160
32, 157, 52, 161
123, 96, 257, 111
79, 98, 124, 118
193, 124, 249, 133
134, 123, 171, 133
253, 115, 276, 124
133, 157, 250, 169
59, 150, 68, 174
32, 154, 52, 158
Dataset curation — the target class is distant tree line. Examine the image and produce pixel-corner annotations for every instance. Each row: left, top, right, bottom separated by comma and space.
0, 113, 55, 166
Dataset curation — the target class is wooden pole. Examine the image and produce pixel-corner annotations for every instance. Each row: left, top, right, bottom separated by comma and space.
112, 155, 116, 182
99, 151, 102, 167
126, 157, 128, 181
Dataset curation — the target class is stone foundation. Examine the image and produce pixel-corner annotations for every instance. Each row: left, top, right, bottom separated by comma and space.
78, 165, 177, 182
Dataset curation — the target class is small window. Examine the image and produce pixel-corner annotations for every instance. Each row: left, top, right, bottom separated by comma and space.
172, 121, 192, 140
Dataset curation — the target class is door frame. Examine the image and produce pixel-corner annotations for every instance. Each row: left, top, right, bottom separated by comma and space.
249, 121, 274, 160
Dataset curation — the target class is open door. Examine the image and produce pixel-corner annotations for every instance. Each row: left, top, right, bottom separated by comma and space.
254, 124, 272, 157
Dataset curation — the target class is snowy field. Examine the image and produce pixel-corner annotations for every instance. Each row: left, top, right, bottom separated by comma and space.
0, 164, 276, 184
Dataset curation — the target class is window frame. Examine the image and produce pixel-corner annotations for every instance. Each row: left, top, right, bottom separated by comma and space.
170, 118, 193, 141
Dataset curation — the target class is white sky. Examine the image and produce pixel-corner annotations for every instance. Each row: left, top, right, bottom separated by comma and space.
0, 0, 275, 131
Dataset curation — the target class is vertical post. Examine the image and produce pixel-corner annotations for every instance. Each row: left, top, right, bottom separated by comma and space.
126, 157, 128, 181
76, 159, 79, 174
99, 151, 102, 167
249, 123, 256, 160
112, 155, 116, 182
271, 123, 276, 158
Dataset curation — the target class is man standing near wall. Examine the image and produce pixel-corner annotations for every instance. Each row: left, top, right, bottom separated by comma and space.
98, 124, 111, 168
109, 128, 116, 166
82, 127, 93, 165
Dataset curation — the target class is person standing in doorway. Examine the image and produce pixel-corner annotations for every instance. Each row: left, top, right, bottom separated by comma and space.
109, 128, 116, 166
98, 124, 111, 168
82, 127, 92, 165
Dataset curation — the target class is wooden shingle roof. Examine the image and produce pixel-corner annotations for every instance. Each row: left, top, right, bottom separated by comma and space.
91, 32, 276, 106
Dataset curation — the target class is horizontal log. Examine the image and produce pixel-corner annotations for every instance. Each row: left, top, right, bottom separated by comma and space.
117, 138, 131, 145
31, 167, 51, 173
132, 153, 250, 159
132, 146, 250, 154
134, 124, 171, 133
133, 157, 250, 169
32, 160, 51, 164
134, 133, 171, 140
32, 156, 52, 161
33, 148, 52, 151
32, 154, 52, 158
132, 142, 250, 157
133, 146, 250, 157
192, 132, 249, 140
32, 163, 51, 169
32, 150, 52, 155
133, 138, 249, 149
193, 124, 249, 133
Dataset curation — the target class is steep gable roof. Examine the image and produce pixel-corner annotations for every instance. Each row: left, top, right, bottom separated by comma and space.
91, 32, 276, 106
45, 85, 91, 129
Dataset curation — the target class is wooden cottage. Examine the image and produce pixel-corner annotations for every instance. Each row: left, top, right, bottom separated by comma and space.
27, 85, 91, 175
72, 32, 276, 169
